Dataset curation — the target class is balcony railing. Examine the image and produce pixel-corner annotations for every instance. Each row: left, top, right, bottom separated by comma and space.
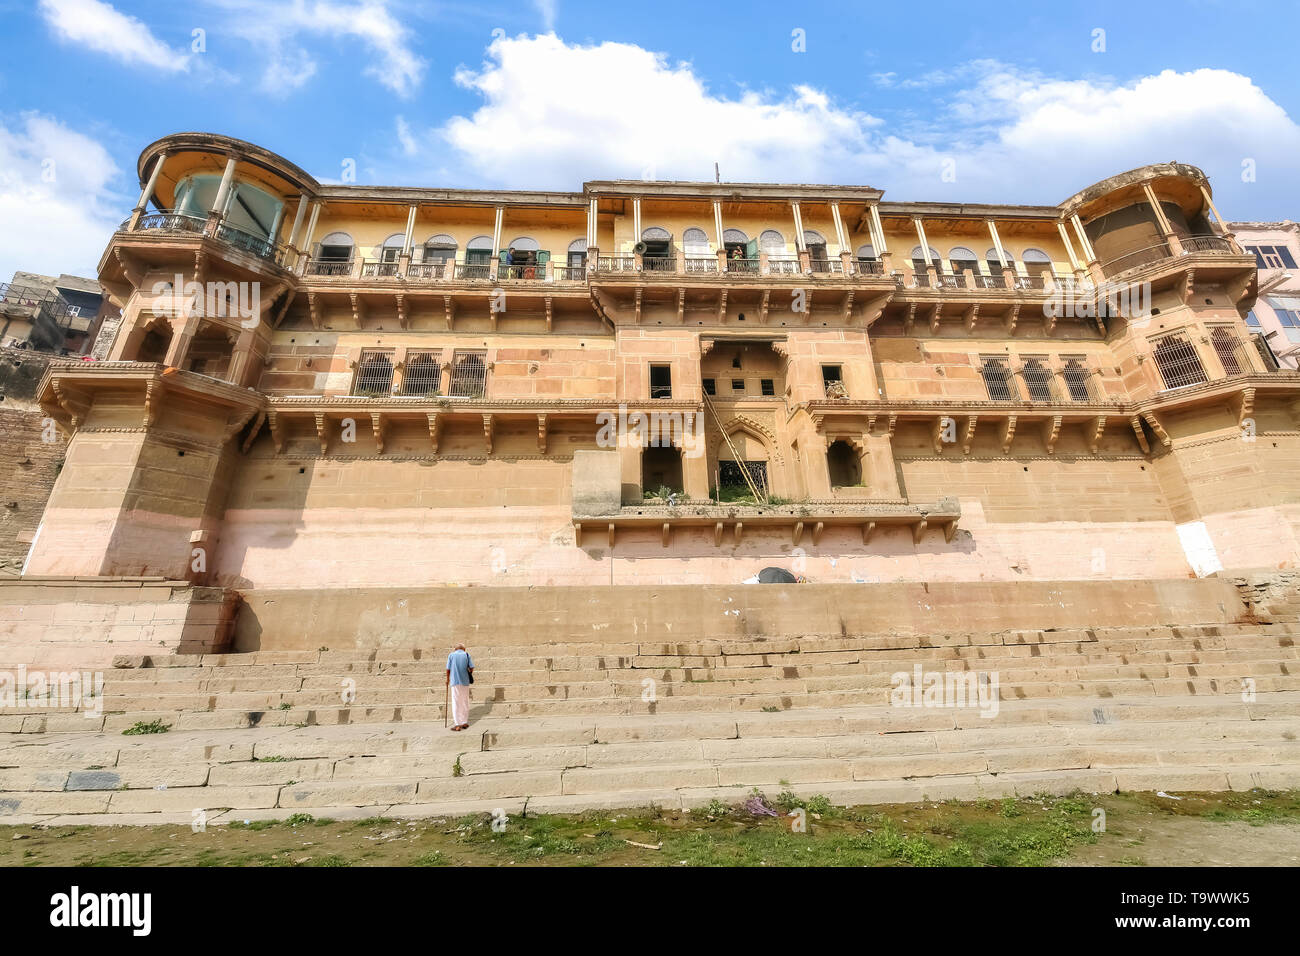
214, 221, 278, 260
937, 272, 967, 290
406, 261, 449, 280
810, 258, 843, 274
1099, 242, 1173, 276
130, 212, 207, 236
360, 259, 401, 278
499, 262, 545, 280
1181, 234, 1236, 255
684, 257, 718, 274
856, 259, 884, 275
305, 258, 353, 277
554, 265, 586, 281
1012, 273, 1047, 291
456, 262, 492, 280
598, 256, 636, 272
726, 258, 759, 274
642, 256, 677, 273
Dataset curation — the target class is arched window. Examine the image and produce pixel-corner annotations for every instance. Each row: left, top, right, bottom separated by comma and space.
681, 225, 712, 254
949, 246, 979, 274
1021, 248, 1052, 272
506, 236, 540, 251
567, 237, 588, 270
380, 233, 406, 263
318, 232, 354, 261
760, 230, 786, 253
466, 235, 494, 266
723, 228, 749, 244
640, 226, 672, 266
984, 247, 1010, 281
804, 230, 830, 269
422, 233, 457, 264
311, 232, 355, 275
856, 243, 879, 275
683, 228, 709, 255
911, 245, 941, 284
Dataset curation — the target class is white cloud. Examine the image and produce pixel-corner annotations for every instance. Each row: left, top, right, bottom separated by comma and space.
384, 36, 1299, 219
213, 0, 426, 96
0, 113, 126, 282
38, 0, 190, 72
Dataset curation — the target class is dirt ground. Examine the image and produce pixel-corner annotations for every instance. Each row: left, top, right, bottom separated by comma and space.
2, 790, 1297, 867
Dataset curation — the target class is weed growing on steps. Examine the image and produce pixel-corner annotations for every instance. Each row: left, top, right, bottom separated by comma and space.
452, 755, 464, 778
121, 719, 171, 736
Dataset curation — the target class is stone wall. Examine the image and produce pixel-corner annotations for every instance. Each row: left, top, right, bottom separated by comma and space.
234, 577, 1248, 652
0, 578, 238, 667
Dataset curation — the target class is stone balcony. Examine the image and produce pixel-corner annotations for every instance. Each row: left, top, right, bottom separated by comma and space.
573, 497, 961, 549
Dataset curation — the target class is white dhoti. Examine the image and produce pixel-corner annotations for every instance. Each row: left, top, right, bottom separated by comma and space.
450, 684, 471, 727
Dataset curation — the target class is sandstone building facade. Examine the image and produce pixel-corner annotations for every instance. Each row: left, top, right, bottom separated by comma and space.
27, 133, 1298, 607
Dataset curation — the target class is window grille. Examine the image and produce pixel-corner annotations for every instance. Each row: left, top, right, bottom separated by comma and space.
980, 356, 1015, 401
1061, 357, 1093, 402
447, 350, 488, 398
1021, 357, 1054, 402
1210, 327, 1245, 376
354, 351, 394, 395
402, 350, 442, 396
1151, 334, 1208, 390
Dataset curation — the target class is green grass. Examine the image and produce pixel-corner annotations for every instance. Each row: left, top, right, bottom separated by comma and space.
6, 789, 1299, 868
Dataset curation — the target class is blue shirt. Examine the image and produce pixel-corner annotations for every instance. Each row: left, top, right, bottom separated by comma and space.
446, 649, 474, 686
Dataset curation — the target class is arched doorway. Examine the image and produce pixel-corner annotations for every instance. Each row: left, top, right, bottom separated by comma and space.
827, 440, 861, 488
642, 446, 683, 496
716, 427, 770, 501
135, 321, 172, 363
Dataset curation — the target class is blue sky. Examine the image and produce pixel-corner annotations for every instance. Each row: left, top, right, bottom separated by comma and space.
2, 0, 1298, 280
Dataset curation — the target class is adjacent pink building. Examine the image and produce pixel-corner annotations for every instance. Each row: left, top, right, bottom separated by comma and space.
1230, 221, 1300, 369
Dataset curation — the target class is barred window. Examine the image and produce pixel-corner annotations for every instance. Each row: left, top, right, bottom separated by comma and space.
402, 350, 442, 396
1021, 356, 1054, 402
1151, 334, 1208, 390
1061, 357, 1092, 402
354, 351, 394, 396
1210, 327, 1245, 376
980, 356, 1015, 401
448, 350, 488, 398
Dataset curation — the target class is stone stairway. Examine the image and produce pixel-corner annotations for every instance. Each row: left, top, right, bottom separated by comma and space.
0, 693, 1297, 824
0, 618, 1297, 822
10, 620, 1298, 733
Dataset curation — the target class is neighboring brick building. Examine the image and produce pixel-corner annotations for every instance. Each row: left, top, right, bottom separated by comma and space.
0, 271, 112, 356
0, 349, 66, 575
20, 132, 1299, 617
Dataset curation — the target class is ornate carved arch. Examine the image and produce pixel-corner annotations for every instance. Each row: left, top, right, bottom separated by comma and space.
715, 415, 783, 464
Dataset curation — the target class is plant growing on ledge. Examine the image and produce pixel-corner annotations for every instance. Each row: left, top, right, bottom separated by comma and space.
122, 719, 171, 736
